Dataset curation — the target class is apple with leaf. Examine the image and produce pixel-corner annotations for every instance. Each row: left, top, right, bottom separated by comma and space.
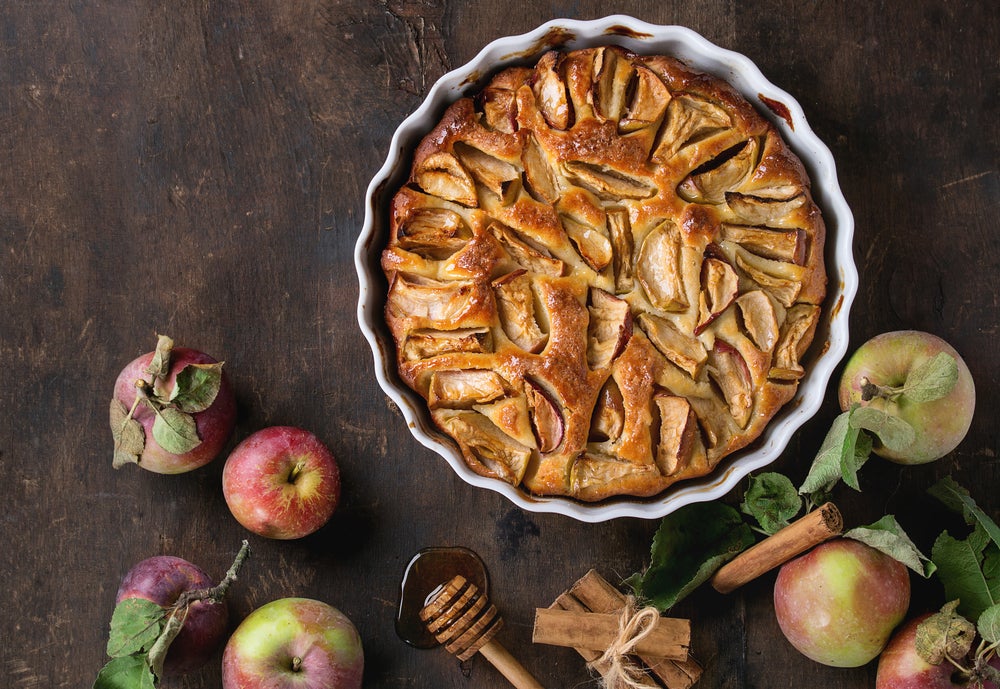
838, 330, 975, 465
874, 478, 1000, 688
110, 334, 236, 473
93, 541, 249, 688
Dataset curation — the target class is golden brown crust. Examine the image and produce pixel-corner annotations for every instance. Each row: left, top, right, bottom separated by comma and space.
382, 46, 827, 502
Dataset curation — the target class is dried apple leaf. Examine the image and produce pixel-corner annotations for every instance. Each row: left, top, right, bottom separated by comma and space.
110, 399, 145, 468
144, 334, 174, 379
152, 407, 201, 455
168, 362, 223, 413
915, 600, 975, 665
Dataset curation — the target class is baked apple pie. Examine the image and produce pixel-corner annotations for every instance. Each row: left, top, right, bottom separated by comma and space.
381, 46, 826, 501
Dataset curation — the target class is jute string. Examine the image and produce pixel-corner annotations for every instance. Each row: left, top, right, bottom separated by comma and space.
589, 595, 660, 689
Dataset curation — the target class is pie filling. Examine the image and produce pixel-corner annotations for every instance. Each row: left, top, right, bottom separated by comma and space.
382, 46, 827, 502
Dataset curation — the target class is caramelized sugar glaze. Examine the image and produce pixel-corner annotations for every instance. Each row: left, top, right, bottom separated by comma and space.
382, 46, 826, 501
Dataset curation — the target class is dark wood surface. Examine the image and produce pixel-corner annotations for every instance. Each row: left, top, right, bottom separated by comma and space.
2, 2, 997, 687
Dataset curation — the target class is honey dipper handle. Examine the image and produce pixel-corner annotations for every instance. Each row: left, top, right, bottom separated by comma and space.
478, 638, 546, 689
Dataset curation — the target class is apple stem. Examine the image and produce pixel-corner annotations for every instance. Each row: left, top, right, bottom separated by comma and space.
291, 656, 303, 672
287, 460, 307, 485
859, 377, 901, 402
145, 541, 251, 681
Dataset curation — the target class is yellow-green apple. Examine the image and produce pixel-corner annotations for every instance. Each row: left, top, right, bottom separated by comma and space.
115, 555, 229, 674
222, 426, 340, 539
876, 614, 1000, 688
838, 330, 975, 464
222, 598, 363, 689
111, 337, 236, 473
774, 538, 910, 667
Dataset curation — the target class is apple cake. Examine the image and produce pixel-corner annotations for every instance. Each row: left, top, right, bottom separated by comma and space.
381, 46, 826, 501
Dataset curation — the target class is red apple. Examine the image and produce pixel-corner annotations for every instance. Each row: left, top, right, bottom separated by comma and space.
115, 555, 229, 675
222, 597, 363, 689
111, 337, 236, 473
838, 330, 975, 464
877, 614, 1000, 689
222, 426, 340, 539
774, 538, 910, 667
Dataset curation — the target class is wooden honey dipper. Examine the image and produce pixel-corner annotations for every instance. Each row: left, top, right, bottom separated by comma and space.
419, 574, 546, 689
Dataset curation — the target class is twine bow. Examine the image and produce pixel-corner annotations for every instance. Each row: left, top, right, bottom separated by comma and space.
589, 595, 661, 689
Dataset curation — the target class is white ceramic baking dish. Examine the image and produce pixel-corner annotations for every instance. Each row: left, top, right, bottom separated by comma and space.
355, 15, 857, 522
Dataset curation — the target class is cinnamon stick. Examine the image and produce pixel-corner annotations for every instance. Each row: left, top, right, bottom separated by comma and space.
533, 608, 690, 660
710, 502, 843, 594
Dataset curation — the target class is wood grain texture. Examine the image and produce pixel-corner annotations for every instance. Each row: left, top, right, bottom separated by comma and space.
1, 1, 997, 687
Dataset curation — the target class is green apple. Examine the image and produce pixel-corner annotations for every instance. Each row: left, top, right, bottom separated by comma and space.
222, 598, 363, 689
838, 330, 975, 464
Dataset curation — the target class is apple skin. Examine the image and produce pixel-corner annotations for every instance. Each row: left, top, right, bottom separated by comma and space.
222, 597, 363, 689
116, 555, 229, 675
222, 426, 340, 539
838, 330, 975, 464
113, 346, 237, 474
876, 614, 1000, 689
774, 538, 910, 667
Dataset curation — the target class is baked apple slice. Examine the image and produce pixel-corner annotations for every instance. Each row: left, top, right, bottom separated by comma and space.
427, 370, 507, 409
637, 219, 689, 312
402, 327, 492, 362
438, 411, 533, 485
696, 255, 740, 334
707, 341, 754, 428
524, 378, 564, 453
586, 288, 633, 370
396, 207, 471, 259
492, 270, 548, 353
413, 151, 478, 207
653, 393, 700, 476
589, 376, 625, 443
637, 312, 707, 378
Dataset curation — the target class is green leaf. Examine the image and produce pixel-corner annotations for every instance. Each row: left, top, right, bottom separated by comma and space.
929, 477, 1000, 552
799, 409, 874, 495
168, 362, 224, 413
151, 407, 201, 455
93, 654, 156, 689
978, 604, 1000, 644
931, 530, 1000, 622
915, 600, 975, 665
845, 514, 936, 577
107, 598, 166, 657
902, 351, 958, 403
841, 427, 873, 491
741, 472, 802, 535
626, 502, 754, 611
144, 334, 174, 379
110, 399, 145, 468
849, 406, 916, 454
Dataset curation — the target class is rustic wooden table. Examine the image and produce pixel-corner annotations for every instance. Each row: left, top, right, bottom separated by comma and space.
2, 1, 997, 687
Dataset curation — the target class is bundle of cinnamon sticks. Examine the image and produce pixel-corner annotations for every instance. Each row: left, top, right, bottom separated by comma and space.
533, 569, 702, 689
